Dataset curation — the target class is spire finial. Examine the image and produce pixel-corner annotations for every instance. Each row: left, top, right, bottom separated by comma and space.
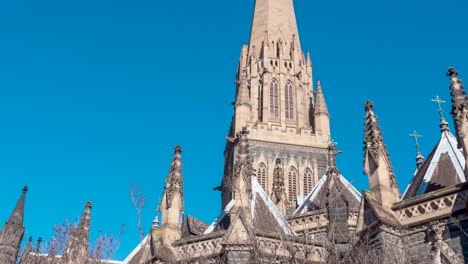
409, 130, 424, 168
35, 237, 42, 253
432, 96, 449, 131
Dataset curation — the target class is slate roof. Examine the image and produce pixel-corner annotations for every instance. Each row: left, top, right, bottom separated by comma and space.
204, 176, 295, 236
293, 172, 361, 216
359, 191, 400, 228
402, 129, 466, 200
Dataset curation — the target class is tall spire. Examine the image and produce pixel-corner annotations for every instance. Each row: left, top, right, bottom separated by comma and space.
249, 0, 301, 56
63, 201, 92, 263
160, 145, 184, 248
363, 101, 401, 208
0, 186, 27, 264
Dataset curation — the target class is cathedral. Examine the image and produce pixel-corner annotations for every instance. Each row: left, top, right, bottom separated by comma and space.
1, 0, 468, 263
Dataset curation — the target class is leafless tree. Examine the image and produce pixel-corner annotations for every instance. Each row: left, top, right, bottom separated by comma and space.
130, 183, 147, 245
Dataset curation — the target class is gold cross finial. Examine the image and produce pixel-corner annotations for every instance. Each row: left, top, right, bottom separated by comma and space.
432, 96, 446, 120
409, 130, 422, 154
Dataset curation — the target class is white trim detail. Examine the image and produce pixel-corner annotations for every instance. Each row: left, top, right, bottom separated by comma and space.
416, 131, 466, 195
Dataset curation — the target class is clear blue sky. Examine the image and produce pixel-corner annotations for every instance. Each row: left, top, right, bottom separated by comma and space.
0, 0, 466, 260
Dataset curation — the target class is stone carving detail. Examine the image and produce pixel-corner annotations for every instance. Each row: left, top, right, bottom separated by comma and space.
396, 191, 468, 225
165, 145, 184, 209
233, 128, 254, 197
271, 159, 287, 204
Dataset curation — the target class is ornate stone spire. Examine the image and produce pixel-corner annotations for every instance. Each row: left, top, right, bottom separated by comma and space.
236, 69, 251, 107
363, 101, 401, 208
270, 158, 288, 215
0, 186, 27, 264
448, 67, 468, 148
314, 79, 331, 140
232, 127, 254, 215
409, 130, 424, 169
163, 145, 184, 210
248, 0, 301, 56
160, 145, 184, 248
314, 79, 329, 116
63, 201, 92, 263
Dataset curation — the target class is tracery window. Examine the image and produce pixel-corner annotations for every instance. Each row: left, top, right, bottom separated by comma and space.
270, 79, 279, 119
304, 168, 313, 195
285, 81, 294, 120
288, 167, 298, 204
257, 163, 267, 191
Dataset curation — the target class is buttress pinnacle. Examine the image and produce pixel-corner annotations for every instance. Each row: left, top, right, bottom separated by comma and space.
164, 145, 184, 209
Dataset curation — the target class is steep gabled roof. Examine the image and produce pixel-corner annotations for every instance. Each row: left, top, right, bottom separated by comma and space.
293, 172, 361, 216
205, 176, 295, 236
402, 129, 465, 200
182, 215, 209, 238
357, 191, 400, 232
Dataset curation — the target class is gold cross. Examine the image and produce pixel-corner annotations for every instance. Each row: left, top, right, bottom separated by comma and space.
431, 96, 446, 120
409, 130, 422, 154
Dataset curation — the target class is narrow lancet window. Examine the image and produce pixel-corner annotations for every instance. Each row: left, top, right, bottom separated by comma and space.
304, 168, 313, 195
270, 79, 279, 119
288, 167, 298, 204
285, 81, 294, 120
257, 163, 267, 191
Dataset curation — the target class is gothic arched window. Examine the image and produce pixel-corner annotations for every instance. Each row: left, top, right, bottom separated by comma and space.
304, 168, 313, 195
285, 81, 294, 120
257, 163, 267, 191
288, 167, 298, 204
270, 79, 279, 119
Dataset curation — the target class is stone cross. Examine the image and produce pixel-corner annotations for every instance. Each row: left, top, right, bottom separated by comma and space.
409, 130, 422, 154
431, 95, 446, 120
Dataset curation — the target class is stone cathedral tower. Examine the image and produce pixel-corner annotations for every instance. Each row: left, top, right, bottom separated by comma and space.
222, 0, 331, 213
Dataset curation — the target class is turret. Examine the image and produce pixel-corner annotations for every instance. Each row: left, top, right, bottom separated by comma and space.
0, 186, 27, 264
63, 201, 92, 264
363, 101, 401, 209
234, 67, 252, 133
314, 79, 331, 139
159, 145, 184, 247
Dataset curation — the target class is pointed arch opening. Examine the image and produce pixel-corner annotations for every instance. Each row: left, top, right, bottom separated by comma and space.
270, 79, 279, 119
285, 81, 294, 120
257, 163, 267, 191
288, 167, 298, 205
304, 168, 313, 195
